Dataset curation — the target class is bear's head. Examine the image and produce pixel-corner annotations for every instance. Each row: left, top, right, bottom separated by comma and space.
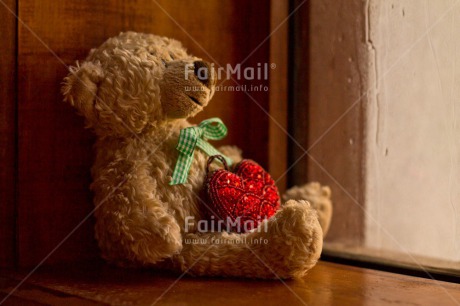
62, 32, 216, 137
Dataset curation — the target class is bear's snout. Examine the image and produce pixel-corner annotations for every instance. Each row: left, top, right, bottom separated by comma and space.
193, 60, 215, 88
159, 58, 215, 119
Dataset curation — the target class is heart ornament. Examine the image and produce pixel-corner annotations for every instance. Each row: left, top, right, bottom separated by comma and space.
204, 155, 281, 233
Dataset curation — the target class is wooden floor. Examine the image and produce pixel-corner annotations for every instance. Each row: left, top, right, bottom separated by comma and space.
1, 260, 459, 306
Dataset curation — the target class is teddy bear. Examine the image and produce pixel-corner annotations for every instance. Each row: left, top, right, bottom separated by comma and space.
62, 32, 332, 279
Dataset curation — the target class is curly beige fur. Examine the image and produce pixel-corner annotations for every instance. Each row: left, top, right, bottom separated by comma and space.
62, 32, 332, 279
283, 183, 333, 236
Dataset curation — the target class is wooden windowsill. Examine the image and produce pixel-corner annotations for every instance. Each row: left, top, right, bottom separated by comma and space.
323, 242, 460, 279
1, 260, 459, 305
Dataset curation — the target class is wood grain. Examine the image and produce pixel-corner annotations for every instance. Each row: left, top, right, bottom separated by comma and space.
2, 261, 459, 305
0, 0, 17, 269
289, 0, 366, 243
17, 0, 279, 267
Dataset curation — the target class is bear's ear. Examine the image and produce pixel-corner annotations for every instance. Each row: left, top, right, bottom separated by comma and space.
62, 61, 104, 121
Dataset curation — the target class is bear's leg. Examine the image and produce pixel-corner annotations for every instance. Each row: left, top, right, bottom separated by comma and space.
283, 182, 332, 236
171, 200, 322, 279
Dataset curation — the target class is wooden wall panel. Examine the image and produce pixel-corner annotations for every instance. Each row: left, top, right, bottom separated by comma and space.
17, 0, 278, 267
289, 0, 366, 243
268, 0, 288, 193
0, 0, 17, 268
288, 0, 310, 186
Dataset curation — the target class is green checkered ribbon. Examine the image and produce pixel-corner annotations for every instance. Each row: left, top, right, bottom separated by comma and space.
170, 118, 233, 185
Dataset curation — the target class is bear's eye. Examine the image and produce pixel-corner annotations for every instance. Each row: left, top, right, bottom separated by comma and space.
161, 59, 167, 67
169, 52, 175, 60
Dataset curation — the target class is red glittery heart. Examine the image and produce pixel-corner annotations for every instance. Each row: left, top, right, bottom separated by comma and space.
205, 159, 281, 233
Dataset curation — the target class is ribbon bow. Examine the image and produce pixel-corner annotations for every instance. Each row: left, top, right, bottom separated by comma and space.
170, 118, 233, 185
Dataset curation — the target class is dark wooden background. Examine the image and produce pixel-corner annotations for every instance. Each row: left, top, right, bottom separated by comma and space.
0, 0, 17, 269
289, 0, 365, 244
0, 0, 289, 268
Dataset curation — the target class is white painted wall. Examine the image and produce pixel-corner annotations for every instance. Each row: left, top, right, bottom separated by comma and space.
365, 0, 460, 261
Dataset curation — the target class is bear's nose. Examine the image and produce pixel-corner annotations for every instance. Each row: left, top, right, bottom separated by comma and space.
194, 60, 214, 88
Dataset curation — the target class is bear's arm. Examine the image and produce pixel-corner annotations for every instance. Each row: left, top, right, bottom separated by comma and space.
92, 159, 183, 266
